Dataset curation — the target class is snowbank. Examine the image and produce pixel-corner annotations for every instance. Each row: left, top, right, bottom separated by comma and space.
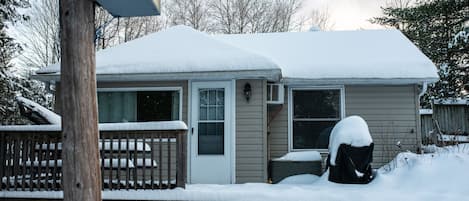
328, 116, 373, 165
3, 145, 469, 201
273, 151, 322, 162
16, 96, 61, 124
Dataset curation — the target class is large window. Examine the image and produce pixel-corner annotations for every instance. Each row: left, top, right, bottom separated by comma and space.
97, 88, 181, 123
290, 87, 343, 150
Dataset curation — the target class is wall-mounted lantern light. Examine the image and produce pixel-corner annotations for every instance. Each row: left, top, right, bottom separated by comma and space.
95, 0, 161, 17
244, 83, 252, 102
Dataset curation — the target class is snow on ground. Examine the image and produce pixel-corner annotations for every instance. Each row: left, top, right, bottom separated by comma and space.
273, 151, 322, 161
328, 116, 373, 165
278, 174, 320, 184
3, 144, 468, 201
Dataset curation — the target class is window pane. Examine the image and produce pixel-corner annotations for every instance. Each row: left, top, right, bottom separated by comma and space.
216, 90, 224, 105
200, 106, 207, 120
98, 92, 137, 123
272, 85, 279, 101
209, 90, 216, 105
293, 90, 340, 119
200, 90, 208, 106
293, 121, 337, 149
208, 106, 216, 120
216, 106, 224, 120
137, 91, 178, 121
198, 122, 224, 155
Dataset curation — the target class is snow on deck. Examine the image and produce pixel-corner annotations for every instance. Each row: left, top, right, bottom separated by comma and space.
217, 29, 439, 83
37, 25, 279, 76
0, 121, 188, 131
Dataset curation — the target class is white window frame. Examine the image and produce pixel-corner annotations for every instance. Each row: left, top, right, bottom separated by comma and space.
97, 87, 183, 121
267, 83, 284, 104
288, 86, 345, 152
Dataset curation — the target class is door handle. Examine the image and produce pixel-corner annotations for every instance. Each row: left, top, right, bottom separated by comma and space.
191, 127, 194, 135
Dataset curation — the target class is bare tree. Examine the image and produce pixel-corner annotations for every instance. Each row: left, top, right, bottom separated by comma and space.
208, 0, 301, 34
296, 7, 334, 31
16, 0, 60, 69
385, 0, 414, 8
166, 0, 211, 31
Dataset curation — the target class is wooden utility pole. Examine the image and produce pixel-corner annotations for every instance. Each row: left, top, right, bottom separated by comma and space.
59, 0, 101, 201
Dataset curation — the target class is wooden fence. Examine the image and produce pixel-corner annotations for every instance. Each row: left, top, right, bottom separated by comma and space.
420, 99, 469, 144
0, 122, 187, 191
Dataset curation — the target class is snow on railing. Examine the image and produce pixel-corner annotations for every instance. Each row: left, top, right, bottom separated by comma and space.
0, 121, 187, 191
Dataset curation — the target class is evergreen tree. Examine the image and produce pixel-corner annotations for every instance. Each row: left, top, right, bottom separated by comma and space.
1, 0, 53, 125
372, 0, 469, 107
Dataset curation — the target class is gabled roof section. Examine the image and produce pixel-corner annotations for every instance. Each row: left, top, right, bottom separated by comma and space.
36, 26, 281, 82
216, 30, 439, 85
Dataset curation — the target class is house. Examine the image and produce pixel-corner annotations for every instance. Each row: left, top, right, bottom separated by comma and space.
33, 25, 439, 184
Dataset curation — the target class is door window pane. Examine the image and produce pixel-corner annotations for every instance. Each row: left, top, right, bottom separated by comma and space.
198, 122, 224, 155
198, 88, 225, 155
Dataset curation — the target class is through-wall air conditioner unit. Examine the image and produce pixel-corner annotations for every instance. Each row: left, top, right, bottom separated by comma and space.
267, 83, 284, 104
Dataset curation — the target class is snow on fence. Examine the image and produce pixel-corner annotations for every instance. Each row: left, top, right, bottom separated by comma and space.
0, 121, 187, 191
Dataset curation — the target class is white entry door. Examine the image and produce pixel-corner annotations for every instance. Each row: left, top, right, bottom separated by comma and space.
190, 81, 233, 184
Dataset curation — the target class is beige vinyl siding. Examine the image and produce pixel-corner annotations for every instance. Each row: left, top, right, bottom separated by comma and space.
346, 85, 419, 167
235, 79, 268, 183
268, 85, 420, 168
267, 85, 289, 159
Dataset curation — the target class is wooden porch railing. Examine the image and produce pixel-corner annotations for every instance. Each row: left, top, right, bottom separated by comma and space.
0, 121, 187, 191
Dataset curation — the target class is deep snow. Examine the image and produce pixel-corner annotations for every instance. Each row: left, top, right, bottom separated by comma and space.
3, 144, 468, 201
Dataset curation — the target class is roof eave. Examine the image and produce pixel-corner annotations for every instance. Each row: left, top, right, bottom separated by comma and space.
32, 69, 282, 83
282, 77, 440, 85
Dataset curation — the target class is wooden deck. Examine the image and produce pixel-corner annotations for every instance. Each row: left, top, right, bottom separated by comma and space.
0, 122, 187, 194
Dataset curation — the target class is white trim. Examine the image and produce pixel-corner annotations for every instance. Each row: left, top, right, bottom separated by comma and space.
97, 86, 183, 121
231, 79, 236, 184
287, 85, 345, 152
189, 80, 235, 184
187, 80, 192, 184
282, 77, 439, 85
267, 83, 284, 104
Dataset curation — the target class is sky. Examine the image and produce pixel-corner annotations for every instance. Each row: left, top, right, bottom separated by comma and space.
298, 0, 390, 30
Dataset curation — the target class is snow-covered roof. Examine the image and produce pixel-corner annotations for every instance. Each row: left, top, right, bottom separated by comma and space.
35, 26, 439, 85
36, 26, 281, 81
216, 30, 439, 84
